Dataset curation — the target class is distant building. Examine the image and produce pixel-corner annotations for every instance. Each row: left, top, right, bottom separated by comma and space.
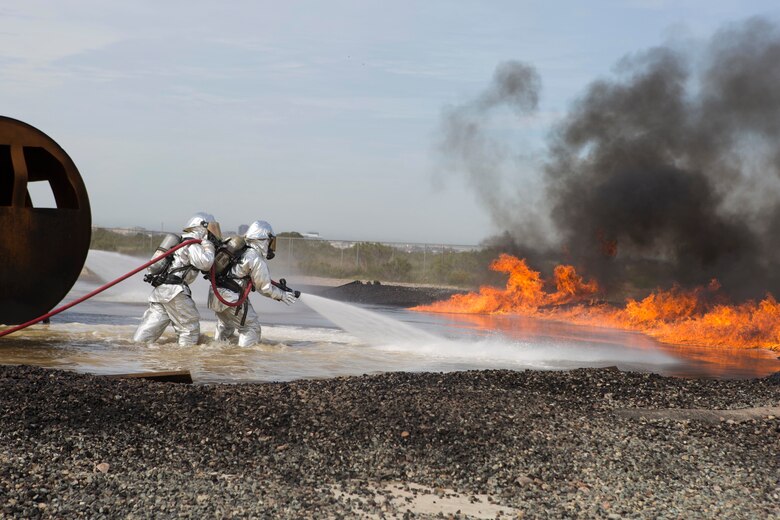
301, 231, 320, 239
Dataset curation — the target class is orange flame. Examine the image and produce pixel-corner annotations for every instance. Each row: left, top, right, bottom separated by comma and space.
412, 254, 780, 351
549, 264, 600, 305
417, 254, 599, 315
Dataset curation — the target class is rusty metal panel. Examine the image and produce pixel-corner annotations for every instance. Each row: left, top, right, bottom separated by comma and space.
0, 117, 91, 324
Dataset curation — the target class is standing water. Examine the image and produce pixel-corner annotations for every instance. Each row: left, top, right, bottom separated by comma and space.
301, 294, 682, 371
0, 251, 778, 382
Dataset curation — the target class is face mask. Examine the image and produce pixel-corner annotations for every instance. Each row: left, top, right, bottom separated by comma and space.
266, 235, 277, 260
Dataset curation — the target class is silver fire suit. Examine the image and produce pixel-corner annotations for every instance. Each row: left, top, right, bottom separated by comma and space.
133, 236, 215, 346
207, 241, 291, 347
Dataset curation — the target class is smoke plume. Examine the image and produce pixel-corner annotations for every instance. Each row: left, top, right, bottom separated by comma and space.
440, 17, 780, 298
436, 61, 550, 250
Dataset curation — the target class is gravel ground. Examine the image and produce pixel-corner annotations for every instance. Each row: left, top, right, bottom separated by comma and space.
1, 364, 778, 519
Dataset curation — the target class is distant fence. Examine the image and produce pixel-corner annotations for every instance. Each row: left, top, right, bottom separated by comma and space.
273, 237, 485, 286
89, 227, 162, 256
90, 227, 496, 287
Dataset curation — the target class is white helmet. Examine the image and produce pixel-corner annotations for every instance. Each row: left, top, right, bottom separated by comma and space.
244, 220, 277, 259
182, 212, 213, 238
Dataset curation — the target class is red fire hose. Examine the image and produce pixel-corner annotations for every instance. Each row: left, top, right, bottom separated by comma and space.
0, 238, 203, 338
208, 264, 253, 308
0, 238, 297, 338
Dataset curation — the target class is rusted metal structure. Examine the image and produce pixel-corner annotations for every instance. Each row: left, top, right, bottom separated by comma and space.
0, 117, 91, 324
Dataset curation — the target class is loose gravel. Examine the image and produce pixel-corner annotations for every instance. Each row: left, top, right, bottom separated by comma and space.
1, 365, 778, 519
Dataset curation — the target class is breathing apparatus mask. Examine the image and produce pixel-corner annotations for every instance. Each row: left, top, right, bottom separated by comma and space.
266, 234, 277, 260
245, 235, 276, 259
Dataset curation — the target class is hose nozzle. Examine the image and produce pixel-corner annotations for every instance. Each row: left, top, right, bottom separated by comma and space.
273, 278, 301, 298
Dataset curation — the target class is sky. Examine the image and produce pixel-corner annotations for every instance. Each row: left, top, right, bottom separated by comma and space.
2, 0, 778, 244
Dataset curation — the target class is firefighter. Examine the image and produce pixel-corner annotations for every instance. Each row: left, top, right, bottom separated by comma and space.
208, 220, 297, 346
133, 213, 216, 345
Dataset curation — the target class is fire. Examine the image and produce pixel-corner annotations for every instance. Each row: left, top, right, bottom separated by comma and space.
549, 264, 600, 305
412, 254, 780, 351
621, 285, 702, 325
417, 254, 598, 315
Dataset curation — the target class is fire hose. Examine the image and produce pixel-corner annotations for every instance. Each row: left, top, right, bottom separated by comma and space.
0, 239, 299, 338
208, 264, 253, 308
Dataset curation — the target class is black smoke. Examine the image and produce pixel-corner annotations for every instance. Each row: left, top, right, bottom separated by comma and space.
440, 17, 780, 298
436, 61, 549, 250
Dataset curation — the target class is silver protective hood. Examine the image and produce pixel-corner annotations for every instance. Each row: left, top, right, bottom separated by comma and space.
244, 220, 275, 258
245, 220, 274, 240
182, 212, 213, 238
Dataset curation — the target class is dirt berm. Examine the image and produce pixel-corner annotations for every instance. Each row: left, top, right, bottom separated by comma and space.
312, 280, 466, 307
